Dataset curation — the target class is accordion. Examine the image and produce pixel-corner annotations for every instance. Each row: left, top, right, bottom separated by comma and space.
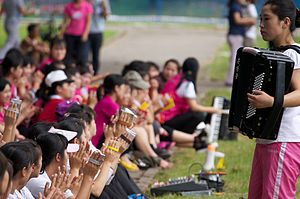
228, 47, 295, 140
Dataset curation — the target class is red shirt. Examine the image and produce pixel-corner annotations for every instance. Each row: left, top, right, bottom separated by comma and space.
37, 98, 64, 122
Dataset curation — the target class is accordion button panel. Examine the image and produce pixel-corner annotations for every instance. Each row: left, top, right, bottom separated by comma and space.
246, 73, 265, 119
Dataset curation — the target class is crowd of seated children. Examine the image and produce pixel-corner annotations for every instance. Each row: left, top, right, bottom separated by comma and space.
0, 18, 228, 198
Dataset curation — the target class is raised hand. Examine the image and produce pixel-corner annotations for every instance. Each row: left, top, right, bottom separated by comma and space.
69, 142, 89, 170
69, 174, 83, 197
4, 108, 18, 129
104, 138, 122, 164
50, 166, 71, 193
82, 151, 103, 178
103, 124, 115, 141
117, 137, 130, 154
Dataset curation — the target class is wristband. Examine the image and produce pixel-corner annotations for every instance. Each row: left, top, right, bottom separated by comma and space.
107, 146, 119, 152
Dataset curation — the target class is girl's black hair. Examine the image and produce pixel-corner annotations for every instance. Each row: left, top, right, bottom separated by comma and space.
19, 140, 42, 166
0, 151, 8, 181
55, 117, 85, 142
103, 74, 126, 95
146, 61, 160, 71
36, 133, 68, 172
22, 55, 33, 67
176, 57, 199, 93
163, 58, 181, 72
27, 23, 39, 34
78, 63, 91, 75
1, 48, 24, 77
122, 60, 150, 78
27, 122, 53, 141
66, 103, 95, 124
0, 78, 10, 92
50, 36, 66, 50
6, 161, 13, 187
65, 66, 80, 78
264, 0, 300, 32
0, 142, 33, 176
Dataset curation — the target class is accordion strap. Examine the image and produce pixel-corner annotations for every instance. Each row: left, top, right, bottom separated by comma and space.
262, 61, 286, 138
273, 45, 300, 54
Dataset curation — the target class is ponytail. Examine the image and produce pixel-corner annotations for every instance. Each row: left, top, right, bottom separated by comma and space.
296, 8, 300, 28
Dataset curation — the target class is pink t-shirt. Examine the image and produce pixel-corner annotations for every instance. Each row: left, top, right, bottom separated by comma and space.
38, 58, 53, 71
92, 95, 119, 147
64, 1, 93, 36
0, 103, 9, 124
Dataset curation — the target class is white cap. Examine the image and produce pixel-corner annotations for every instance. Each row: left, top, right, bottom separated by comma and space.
45, 70, 73, 87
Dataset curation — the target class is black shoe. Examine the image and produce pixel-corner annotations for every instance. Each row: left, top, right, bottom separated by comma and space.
151, 145, 171, 159
194, 130, 208, 151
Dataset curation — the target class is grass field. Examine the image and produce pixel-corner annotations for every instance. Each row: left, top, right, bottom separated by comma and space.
0, 22, 117, 47
151, 35, 300, 199
208, 36, 269, 81
151, 88, 256, 199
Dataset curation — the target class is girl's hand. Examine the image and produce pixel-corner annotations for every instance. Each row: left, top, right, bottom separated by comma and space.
55, 166, 71, 192
82, 151, 102, 178
0, 133, 4, 147
4, 108, 18, 129
118, 137, 130, 154
69, 174, 83, 197
81, 33, 88, 42
104, 138, 121, 164
104, 124, 114, 141
247, 90, 274, 109
69, 142, 89, 170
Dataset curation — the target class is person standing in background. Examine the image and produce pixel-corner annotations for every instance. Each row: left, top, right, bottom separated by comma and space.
88, 0, 111, 74
225, 0, 256, 86
242, 0, 258, 47
60, 0, 93, 67
0, 0, 35, 59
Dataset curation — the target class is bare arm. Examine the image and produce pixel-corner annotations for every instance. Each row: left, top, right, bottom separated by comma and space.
91, 161, 112, 197
233, 12, 256, 26
187, 98, 222, 114
283, 69, 300, 107
17, 5, 35, 16
60, 14, 71, 38
81, 13, 92, 41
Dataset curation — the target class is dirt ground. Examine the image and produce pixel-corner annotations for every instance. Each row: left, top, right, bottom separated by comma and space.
101, 23, 226, 75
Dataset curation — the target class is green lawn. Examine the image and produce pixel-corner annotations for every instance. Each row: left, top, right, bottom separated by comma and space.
150, 89, 257, 199
208, 36, 269, 81
151, 135, 255, 199
0, 22, 117, 47
150, 34, 300, 199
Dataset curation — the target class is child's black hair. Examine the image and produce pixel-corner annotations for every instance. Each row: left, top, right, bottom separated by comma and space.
264, 0, 300, 32
1, 48, 24, 77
